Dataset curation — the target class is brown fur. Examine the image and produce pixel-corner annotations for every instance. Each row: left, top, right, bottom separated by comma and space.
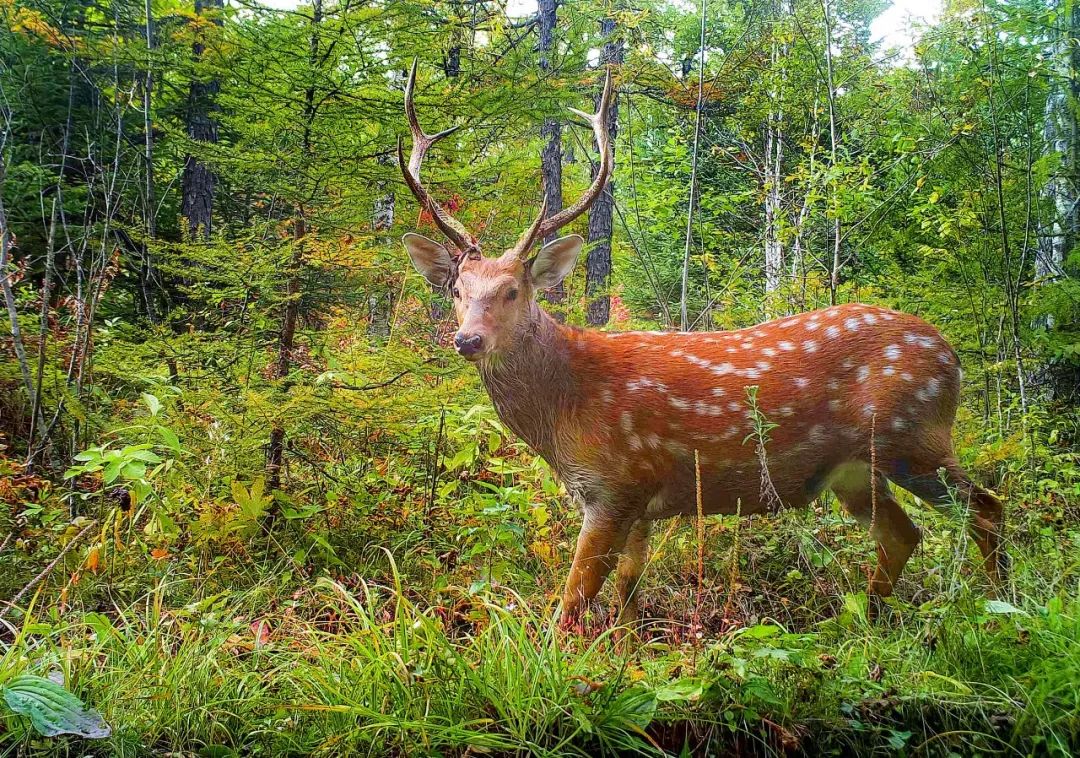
411, 248, 1007, 627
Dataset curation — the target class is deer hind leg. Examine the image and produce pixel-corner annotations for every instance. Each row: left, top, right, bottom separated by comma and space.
560, 512, 632, 627
888, 454, 1007, 588
615, 520, 651, 628
831, 463, 921, 598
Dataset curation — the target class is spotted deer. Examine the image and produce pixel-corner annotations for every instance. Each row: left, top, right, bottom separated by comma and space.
398, 62, 1007, 627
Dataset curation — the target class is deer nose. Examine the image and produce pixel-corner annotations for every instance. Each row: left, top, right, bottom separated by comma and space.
454, 332, 484, 357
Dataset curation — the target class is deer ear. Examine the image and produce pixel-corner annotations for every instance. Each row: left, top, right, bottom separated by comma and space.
403, 233, 453, 287
528, 235, 583, 290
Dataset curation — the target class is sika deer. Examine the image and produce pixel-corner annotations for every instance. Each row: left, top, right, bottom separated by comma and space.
398, 62, 1007, 627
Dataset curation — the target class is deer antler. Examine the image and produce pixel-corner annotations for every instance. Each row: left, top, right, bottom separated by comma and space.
510, 68, 615, 258
398, 59, 479, 258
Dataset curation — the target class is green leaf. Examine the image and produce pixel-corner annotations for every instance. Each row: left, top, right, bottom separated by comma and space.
985, 600, 1027, 616
103, 461, 123, 484
141, 392, 162, 416
1, 674, 111, 738
120, 461, 147, 480
156, 426, 181, 453
607, 687, 657, 729
652, 678, 704, 703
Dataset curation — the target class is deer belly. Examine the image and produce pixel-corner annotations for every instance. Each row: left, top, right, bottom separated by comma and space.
642, 444, 841, 520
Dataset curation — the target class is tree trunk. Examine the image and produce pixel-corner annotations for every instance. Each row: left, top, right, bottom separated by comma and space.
763, 5, 787, 306
267, 0, 321, 493
181, 0, 222, 240
140, 0, 159, 322
822, 0, 842, 305
1032, 0, 1080, 400
538, 0, 565, 311
585, 17, 623, 326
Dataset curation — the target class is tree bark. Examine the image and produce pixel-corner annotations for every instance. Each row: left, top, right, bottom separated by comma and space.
822, 0, 842, 305
140, 0, 159, 322
763, 3, 787, 305
181, 0, 222, 240
538, 0, 565, 311
585, 17, 623, 326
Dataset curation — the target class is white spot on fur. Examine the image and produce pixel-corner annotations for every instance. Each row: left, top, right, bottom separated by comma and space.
628, 434, 643, 451
863, 402, 876, 416
891, 417, 907, 431
805, 320, 820, 331
884, 344, 901, 361
856, 365, 870, 382
778, 318, 799, 329
844, 317, 861, 331
601, 389, 614, 404
762, 347, 777, 357
829, 399, 842, 411
827, 378, 841, 391
903, 332, 937, 349
741, 341, 754, 349
825, 325, 840, 338
727, 402, 742, 412
862, 313, 879, 325
778, 340, 795, 351
937, 351, 953, 364
778, 406, 795, 417
842, 358, 855, 370
794, 377, 810, 389
694, 400, 724, 416
711, 387, 726, 397
756, 361, 771, 371
802, 339, 819, 353
901, 371, 914, 382
883, 365, 896, 376
620, 412, 634, 433
669, 396, 690, 411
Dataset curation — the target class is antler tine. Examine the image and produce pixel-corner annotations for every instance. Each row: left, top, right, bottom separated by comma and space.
529, 68, 615, 242
508, 195, 548, 259
399, 59, 478, 256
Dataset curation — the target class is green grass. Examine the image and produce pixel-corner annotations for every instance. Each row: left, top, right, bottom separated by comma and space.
2, 507, 1079, 757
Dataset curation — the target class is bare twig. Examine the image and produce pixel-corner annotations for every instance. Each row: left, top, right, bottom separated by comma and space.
2, 520, 96, 618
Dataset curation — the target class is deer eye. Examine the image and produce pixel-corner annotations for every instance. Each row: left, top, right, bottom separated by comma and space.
506, 288, 519, 302
452, 287, 461, 299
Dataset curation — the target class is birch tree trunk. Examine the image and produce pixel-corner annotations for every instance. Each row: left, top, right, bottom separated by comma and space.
763, 4, 787, 304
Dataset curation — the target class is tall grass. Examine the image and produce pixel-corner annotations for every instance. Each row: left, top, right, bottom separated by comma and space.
2, 540, 1078, 756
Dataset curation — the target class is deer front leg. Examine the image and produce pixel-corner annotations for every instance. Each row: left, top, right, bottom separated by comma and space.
560, 511, 632, 628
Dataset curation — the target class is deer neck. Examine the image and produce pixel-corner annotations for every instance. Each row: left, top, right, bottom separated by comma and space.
477, 305, 577, 466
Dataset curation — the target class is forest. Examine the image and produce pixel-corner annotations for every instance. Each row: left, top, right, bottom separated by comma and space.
1, 0, 1079, 753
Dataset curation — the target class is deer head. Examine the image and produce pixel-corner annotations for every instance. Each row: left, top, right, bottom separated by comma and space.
400, 61, 614, 361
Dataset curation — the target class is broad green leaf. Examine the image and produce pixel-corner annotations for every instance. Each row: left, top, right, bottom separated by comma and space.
141, 392, 162, 416
156, 426, 181, 453
652, 678, 704, 702
985, 600, 1027, 616
1, 674, 110, 738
